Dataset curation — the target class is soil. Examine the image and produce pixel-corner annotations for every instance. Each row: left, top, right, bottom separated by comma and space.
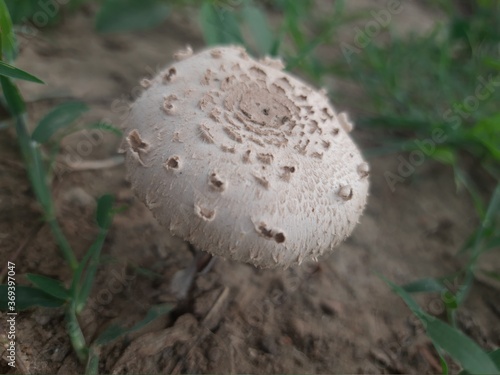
1, 2, 499, 374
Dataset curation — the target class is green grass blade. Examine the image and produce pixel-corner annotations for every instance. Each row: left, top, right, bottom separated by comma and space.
5, 78, 78, 270
425, 316, 499, 374
242, 3, 274, 55
200, 2, 244, 46
0, 61, 43, 83
94, 303, 173, 346
0, 75, 25, 115
459, 183, 500, 259
65, 307, 88, 362
384, 277, 499, 374
0, 0, 17, 61
380, 276, 426, 318
71, 195, 115, 313
26, 273, 70, 300
440, 353, 449, 374
32, 101, 89, 143
96, 194, 114, 229
490, 349, 500, 366
482, 270, 500, 282
402, 277, 447, 293
87, 121, 122, 136
85, 347, 100, 375
95, 0, 170, 33
0, 285, 66, 310
73, 230, 107, 313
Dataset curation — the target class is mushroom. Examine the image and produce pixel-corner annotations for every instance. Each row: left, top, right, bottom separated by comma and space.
122, 45, 369, 269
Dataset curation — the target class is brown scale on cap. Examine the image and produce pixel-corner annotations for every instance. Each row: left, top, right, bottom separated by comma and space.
208, 172, 226, 192
123, 46, 369, 269
163, 94, 178, 115
195, 204, 216, 221
163, 67, 177, 82
165, 155, 181, 170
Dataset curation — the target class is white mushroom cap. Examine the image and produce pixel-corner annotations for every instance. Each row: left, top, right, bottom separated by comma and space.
122, 46, 369, 269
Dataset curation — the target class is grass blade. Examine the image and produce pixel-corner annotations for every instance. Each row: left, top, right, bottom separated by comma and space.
0, 75, 25, 115
490, 349, 500, 366
383, 276, 499, 374
96, 194, 114, 229
0, 60, 43, 83
0, 0, 17, 61
6, 77, 78, 270
71, 195, 115, 313
94, 303, 173, 346
65, 307, 88, 362
87, 121, 122, 136
0, 285, 66, 310
242, 3, 274, 55
26, 273, 69, 300
32, 101, 89, 143
95, 0, 170, 33
402, 277, 447, 293
200, 2, 244, 46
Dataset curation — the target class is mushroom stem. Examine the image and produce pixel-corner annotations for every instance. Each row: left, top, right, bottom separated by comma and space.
190, 243, 215, 274
170, 243, 215, 299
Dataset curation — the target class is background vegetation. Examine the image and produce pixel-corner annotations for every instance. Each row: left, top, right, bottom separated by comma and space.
0, 0, 499, 373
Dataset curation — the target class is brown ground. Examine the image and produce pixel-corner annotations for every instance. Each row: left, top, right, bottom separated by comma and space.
1, 2, 499, 374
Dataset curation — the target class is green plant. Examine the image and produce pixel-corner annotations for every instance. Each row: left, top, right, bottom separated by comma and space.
2, 0, 498, 373
0, 1, 171, 372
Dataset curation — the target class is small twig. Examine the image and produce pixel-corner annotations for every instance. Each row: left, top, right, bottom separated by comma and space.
418, 345, 442, 373
15, 345, 30, 375
60, 156, 124, 171
171, 286, 230, 373
201, 286, 229, 330
0, 223, 43, 283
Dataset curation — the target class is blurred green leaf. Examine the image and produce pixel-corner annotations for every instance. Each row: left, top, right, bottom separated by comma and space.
242, 3, 274, 55
4, 0, 62, 26
200, 2, 244, 46
482, 270, 500, 281
94, 303, 172, 346
433, 147, 456, 165
440, 354, 449, 374
465, 184, 500, 263
468, 114, 500, 161
484, 58, 500, 69
26, 273, 69, 300
0, 61, 44, 83
384, 277, 499, 374
71, 195, 115, 313
96, 194, 114, 229
490, 349, 500, 366
0, 0, 17, 61
453, 166, 486, 220
86, 348, 100, 375
0, 285, 65, 310
95, 0, 170, 33
402, 278, 447, 293
72, 230, 107, 313
0, 76, 25, 115
87, 121, 122, 136
32, 101, 88, 143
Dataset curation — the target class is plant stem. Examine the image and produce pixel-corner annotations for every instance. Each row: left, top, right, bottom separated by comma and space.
14, 114, 78, 271
66, 307, 89, 363
47, 217, 78, 271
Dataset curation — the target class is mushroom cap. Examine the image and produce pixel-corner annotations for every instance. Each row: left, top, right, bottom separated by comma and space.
122, 46, 369, 268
